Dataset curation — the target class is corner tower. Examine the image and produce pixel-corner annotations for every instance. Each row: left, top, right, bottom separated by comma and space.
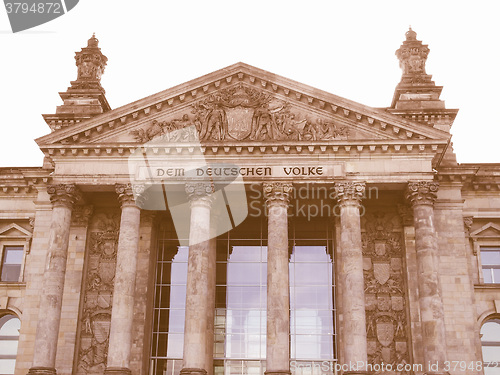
389, 28, 458, 131
42, 34, 111, 131
389, 27, 459, 165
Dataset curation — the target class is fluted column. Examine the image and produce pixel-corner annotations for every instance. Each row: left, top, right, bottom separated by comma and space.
105, 184, 144, 375
28, 184, 81, 375
263, 182, 293, 375
334, 182, 369, 375
406, 181, 449, 375
181, 182, 215, 375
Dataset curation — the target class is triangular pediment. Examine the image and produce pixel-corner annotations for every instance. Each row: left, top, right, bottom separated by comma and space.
37, 62, 450, 148
0, 223, 32, 238
471, 223, 500, 238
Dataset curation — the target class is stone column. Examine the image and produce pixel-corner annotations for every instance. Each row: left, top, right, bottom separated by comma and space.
334, 181, 369, 375
28, 184, 81, 375
406, 181, 449, 375
181, 182, 215, 375
105, 184, 144, 375
263, 182, 293, 375
205, 235, 217, 375
204, 208, 219, 375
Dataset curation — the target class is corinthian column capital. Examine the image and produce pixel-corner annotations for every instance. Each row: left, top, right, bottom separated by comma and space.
47, 184, 81, 209
406, 181, 439, 207
115, 183, 146, 208
263, 182, 293, 208
334, 181, 365, 207
185, 182, 215, 208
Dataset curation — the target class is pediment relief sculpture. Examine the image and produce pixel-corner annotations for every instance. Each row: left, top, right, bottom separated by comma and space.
130, 84, 349, 143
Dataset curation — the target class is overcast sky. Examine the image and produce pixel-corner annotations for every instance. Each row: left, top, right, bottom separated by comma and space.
0, 0, 499, 167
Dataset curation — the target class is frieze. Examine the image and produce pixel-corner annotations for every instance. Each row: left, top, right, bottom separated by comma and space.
76, 211, 120, 375
361, 212, 411, 373
130, 83, 349, 143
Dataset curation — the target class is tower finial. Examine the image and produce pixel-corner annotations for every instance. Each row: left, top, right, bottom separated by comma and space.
87, 32, 99, 48
396, 27, 429, 77
75, 34, 107, 85
405, 26, 417, 41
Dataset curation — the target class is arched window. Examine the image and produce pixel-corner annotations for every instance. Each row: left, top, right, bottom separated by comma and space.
481, 318, 500, 374
0, 314, 21, 375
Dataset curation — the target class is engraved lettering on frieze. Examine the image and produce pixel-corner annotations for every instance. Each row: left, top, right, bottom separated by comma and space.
130, 83, 349, 143
362, 212, 410, 373
76, 211, 120, 375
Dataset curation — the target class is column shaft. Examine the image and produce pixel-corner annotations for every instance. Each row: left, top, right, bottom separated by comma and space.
335, 182, 369, 374
263, 182, 292, 375
406, 181, 448, 375
29, 184, 80, 375
205, 237, 217, 375
105, 184, 143, 375
181, 183, 214, 375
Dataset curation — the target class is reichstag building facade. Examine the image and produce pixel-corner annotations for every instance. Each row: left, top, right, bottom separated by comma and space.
0, 29, 499, 375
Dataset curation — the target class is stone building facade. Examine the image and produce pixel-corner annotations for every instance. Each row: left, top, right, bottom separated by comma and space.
0, 29, 499, 375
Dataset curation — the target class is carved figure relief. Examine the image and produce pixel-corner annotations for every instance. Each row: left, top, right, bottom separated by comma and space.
76, 211, 120, 375
362, 212, 411, 373
130, 83, 349, 143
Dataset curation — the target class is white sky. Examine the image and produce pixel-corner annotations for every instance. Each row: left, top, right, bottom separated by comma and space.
0, 0, 499, 167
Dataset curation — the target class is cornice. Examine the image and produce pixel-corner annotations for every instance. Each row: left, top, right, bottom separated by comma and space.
386, 108, 459, 126
436, 165, 500, 191
39, 138, 447, 159
0, 167, 52, 195
36, 63, 451, 147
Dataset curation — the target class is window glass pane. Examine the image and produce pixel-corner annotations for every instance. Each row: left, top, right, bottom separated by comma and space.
293, 246, 329, 262
291, 335, 334, 360
494, 269, 500, 284
227, 263, 263, 285
0, 315, 20, 375
0, 316, 20, 335
291, 310, 334, 335
151, 230, 187, 371
291, 286, 332, 309
167, 310, 185, 333
1, 247, 23, 282
484, 268, 494, 283
0, 340, 18, 355
166, 333, 184, 358
482, 346, 500, 363
292, 263, 330, 285
481, 319, 500, 365
0, 265, 21, 282
169, 286, 187, 308
226, 310, 264, 335
481, 320, 500, 342
230, 246, 263, 262
481, 250, 500, 266
4, 248, 23, 264
227, 286, 265, 309
164, 359, 183, 375
170, 263, 187, 284
290, 237, 335, 362
0, 359, 16, 374
484, 365, 500, 375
